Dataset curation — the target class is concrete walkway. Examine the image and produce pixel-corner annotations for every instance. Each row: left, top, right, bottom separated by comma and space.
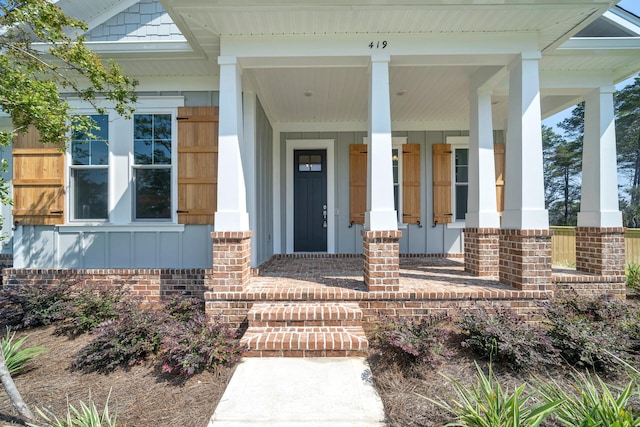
208, 357, 386, 426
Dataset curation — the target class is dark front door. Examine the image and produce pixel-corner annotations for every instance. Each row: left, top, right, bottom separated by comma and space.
294, 149, 327, 252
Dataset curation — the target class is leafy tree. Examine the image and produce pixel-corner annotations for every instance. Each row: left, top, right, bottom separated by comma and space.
615, 75, 640, 227
0, 0, 136, 422
542, 124, 582, 225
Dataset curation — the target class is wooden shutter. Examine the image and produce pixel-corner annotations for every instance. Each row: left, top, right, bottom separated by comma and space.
432, 144, 452, 225
349, 144, 367, 225
177, 107, 218, 224
402, 144, 421, 225
494, 144, 505, 214
12, 126, 65, 225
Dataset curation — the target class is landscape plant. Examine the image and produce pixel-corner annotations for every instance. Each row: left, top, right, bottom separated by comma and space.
55, 285, 125, 337
1, 328, 46, 375
543, 295, 633, 373
627, 263, 640, 292
0, 283, 73, 330
537, 371, 640, 426
373, 314, 450, 366
457, 308, 559, 371
422, 363, 562, 427
160, 294, 205, 323
27, 391, 117, 427
159, 313, 245, 377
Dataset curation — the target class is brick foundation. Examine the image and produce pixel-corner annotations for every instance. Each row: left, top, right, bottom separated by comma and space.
464, 228, 499, 277
499, 229, 552, 291
2, 268, 208, 302
575, 227, 625, 276
361, 230, 402, 292
208, 231, 253, 292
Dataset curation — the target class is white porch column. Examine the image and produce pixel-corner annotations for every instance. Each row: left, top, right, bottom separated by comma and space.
214, 56, 250, 231
365, 54, 397, 231
467, 87, 500, 228
578, 86, 622, 228
502, 52, 549, 230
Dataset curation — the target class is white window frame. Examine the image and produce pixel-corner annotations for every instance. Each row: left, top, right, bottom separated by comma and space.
64, 97, 184, 227
446, 136, 469, 229
131, 112, 177, 223
68, 114, 110, 222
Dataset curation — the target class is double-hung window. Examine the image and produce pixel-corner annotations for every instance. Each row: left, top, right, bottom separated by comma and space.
454, 147, 469, 221
70, 115, 109, 220
133, 114, 172, 220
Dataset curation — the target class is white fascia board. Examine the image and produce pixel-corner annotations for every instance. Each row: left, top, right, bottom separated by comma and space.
133, 76, 219, 92
274, 120, 471, 133
558, 37, 640, 50
221, 33, 538, 60
606, 9, 640, 35
540, 70, 615, 89
84, 40, 194, 54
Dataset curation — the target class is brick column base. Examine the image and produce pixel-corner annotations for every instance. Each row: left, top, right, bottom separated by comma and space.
361, 230, 402, 292
576, 227, 625, 276
499, 229, 551, 291
207, 231, 252, 292
464, 228, 500, 277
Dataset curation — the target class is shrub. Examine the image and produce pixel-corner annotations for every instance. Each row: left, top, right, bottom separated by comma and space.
537, 372, 640, 427
457, 308, 559, 371
159, 314, 244, 376
423, 363, 562, 427
71, 303, 166, 373
1, 328, 46, 374
627, 263, 640, 292
56, 285, 125, 337
0, 283, 72, 330
28, 390, 117, 427
543, 295, 632, 372
373, 315, 450, 366
160, 294, 204, 323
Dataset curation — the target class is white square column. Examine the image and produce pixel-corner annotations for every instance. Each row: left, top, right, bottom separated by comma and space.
466, 87, 500, 229
364, 54, 398, 231
578, 86, 623, 228
502, 52, 549, 230
214, 56, 250, 231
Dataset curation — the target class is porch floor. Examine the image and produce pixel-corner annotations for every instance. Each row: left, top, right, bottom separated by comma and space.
238, 255, 567, 300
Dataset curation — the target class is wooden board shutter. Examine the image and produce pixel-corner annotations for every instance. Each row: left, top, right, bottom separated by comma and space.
494, 144, 505, 214
432, 144, 452, 225
402, 144, 421, 225
177, 106, 218, 225
12, 126, 65, 225
349, 144, 367, 225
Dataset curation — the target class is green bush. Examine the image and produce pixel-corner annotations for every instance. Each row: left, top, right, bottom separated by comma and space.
627, 263, 640, 292
1, 328, 46, 374
423, 363, 561, 427
537, 372, 640, 427
543, 295, 633, 372
373, 314, 450, 366
159, 314, 244, 376
71, 303, 166, 373
457, 308, 559, 371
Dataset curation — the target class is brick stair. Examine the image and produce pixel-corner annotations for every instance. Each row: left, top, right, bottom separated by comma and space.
240, 302, 369, 357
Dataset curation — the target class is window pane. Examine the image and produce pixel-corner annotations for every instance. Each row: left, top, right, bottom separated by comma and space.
72, 114, 108, 166
455, 148, 469, 183
136, 168, 171, 219
134, 114, 172, 165
91, 140, 109, 165
134, 140, 153, 164
72, 142, 90, 166
456, 184, 468, 221
74, 169, 108, 219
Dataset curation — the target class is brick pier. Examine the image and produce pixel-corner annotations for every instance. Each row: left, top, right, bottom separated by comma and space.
361, 230, 402, 292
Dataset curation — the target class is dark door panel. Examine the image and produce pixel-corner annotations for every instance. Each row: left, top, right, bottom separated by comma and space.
294, 149, 327, 252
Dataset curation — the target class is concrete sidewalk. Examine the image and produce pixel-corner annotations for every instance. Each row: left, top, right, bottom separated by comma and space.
208, 357, 386, 426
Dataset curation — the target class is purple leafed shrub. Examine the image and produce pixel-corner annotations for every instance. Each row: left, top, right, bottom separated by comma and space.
374, 314, 450, 366
457, 308, 559, 371
159, 314, 245, 377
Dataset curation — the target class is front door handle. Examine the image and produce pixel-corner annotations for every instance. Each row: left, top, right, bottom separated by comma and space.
322, 204, 327, 228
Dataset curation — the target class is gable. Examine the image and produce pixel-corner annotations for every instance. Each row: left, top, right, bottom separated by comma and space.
85, 0, 185, 42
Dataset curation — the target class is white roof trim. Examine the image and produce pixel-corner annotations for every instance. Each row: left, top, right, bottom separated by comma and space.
558, 36, 640, 50
84, 40, 194, 54
604, 9, 640, 36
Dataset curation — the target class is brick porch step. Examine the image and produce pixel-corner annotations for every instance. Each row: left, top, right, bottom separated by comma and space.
247, 302, 362, 327
241, 302, 369, 357
240, 326, 369, 357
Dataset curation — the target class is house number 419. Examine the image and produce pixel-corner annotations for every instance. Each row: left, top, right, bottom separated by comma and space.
369, 41, 388, 49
